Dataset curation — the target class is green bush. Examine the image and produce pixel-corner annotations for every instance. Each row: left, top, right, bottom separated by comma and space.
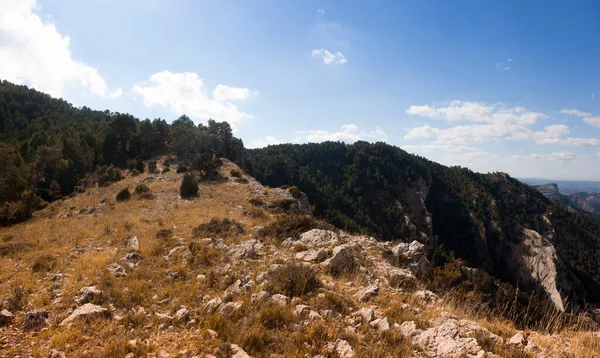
136, 159, 145, 173
126, 159, 137, 171
257, 214, 329, 239
176, 165, 188, 174
98, 165, 123, 187
130, 169, 140, 177
147, 161, 158, 173
134, 184, 150, 194
230, 169, 242, 178
116, 187, 131, 202
162, 167, 170, 174
288, 186, 302, 199
180, 173, 198, 198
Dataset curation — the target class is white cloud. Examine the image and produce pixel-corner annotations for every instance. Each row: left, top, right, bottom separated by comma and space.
132, 71, 254, 125
213, 85, 251, 102
504, 66, 511, 71
401, 144, 479, 153
249, 136, 280, 149
512, 152, 589, 163
508, 58, 513, 62
405, 102, 599, 147
583, 116, 600, 129
301, 124, 387, 143
0, 0, 118, 98
311, 48, 347, 65
560, 109, 591, 117
107, 88, 123, 99
406, 101, 545, 125
317, 8, 325, 14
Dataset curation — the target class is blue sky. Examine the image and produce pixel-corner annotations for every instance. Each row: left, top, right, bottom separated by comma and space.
3, 0, 600, 179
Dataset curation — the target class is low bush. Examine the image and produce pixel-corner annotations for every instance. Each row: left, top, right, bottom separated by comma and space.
288, 186, 302, 199
116, 187, 131, 202
134, 184, 150, 194
192, 218, 245, 238
162, 167, 170, 174
32, 253, 57, 272
258, 304, 295, 329
180, 173, 198, 198
249, 198, 265, 207
147, 161, 157, 173
97, 165, 123, 187
230, 169, 242, 178
176, 165, 188, 173
266, 261, 320, 297
235, 177, 249, 184
136, 159, 145, 173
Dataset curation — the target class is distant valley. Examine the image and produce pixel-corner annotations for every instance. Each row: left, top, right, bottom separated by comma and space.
526, 181, 600, 214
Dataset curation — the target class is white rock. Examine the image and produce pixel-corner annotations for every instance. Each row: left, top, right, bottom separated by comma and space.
358, 281, 379, 302
413, 290, 438, 303
308, 310, 323, 321
251, 291, 271, 303
228, 239, 259, 260
295, 248, 328, 263
106, 263, 126, 277
203, 298, 223, 314
391, 240, 431, 276
218, 302, 243, 315
60, 303, 109, 326
323, 244, 359, 276
174, 307, 190, 322
230, 343, 251, 358
294, 305, 309, 317
0, 309, 14, 326
327, 339, 356, 358
126, 236, 139, 251
285, 229, 340, 248
74, 286, 103, 305
268, 294, 290, 306
354, 307, 375, 323
369, 317, 390, 332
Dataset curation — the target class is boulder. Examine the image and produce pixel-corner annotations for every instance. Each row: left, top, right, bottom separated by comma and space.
293, 229, 340, 248
323, 245, 359, 276
174, 307, 190, 322
126, 236, 139, 251
294, 305, 309, 318
268, 294, 290, 306
228, 239, 260, 260
22, 310, 49, 331
506, 332, 542, 354
123, 251, 142, 261
370, 317, 390, 332
413, 290, 439, 303
251, 291, 271, 303
60, 303, 109, 326
391, 240, 431, 276
106, 263, 126, 277
204, 298, 223, 314
358, 281, 379, 302
295, 248, 328, 263
229, 343, 251, 358
0, 309, 14, 326
326, 339, 356, 358
218, 302, 243, 316
354, 307, 375, 323
74, 286, 103, 305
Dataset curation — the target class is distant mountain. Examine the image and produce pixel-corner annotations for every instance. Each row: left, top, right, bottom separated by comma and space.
532, 183, 562, 199
520, 178, 600, 195
529, 182, 600, 215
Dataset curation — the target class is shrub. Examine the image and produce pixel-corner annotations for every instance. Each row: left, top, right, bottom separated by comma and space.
134, 184, 150, 194
245, 207, 267, 219
180, 173, 198, 198
188, 241, 221, 266
116, 187, 131, 202
131, 169, 140, 177
315, 291, 355, 315
97, 165, 123, 187
288, 186, 302, 199
156, 229, 173, 240
162, 167, 170, 174
258, 305, 295, 329
32, 253, 57, 272
230, 169, 242, 178
176, 165, 188, 174
235, 178, 249, 184
191, 151, 223, 180
7, 281, 27, 312
125, 159, 137, 171
266, 261, 320, 297
249, 198, 265, 207
192, 218, 245, 238
257, 214, 328, 240
136, 159, 145, 173
147, 161, 157, 173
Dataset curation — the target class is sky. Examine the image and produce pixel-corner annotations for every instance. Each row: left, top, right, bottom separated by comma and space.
2, 0, 600, 180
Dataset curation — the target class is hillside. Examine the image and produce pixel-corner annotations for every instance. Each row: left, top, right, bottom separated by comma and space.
1, 160, 599, 357
247, 143, 600, 313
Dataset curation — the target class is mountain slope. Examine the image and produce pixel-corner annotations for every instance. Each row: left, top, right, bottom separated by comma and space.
247, 142, 600, 310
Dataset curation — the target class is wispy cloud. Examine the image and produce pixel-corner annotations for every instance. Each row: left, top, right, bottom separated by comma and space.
249, 136, 281, 149
317, 9, 325, 14
297, 124, 387, 143
561, 108, 600, 129
311, 48, 347, 65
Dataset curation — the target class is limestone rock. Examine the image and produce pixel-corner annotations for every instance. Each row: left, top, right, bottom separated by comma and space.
323, 244, 359, 276
0, 309, 14, 326
74, 286, 103, 305
229, 343, 251, 358
326, 339, 356, 358
45, 349, 66, 358
354, 307, 375, 323
22, 310, 49, 331
358, 281, 379, 302
174, 307, 190, 322
294, 304, 309, 318
295, 248, 328, 263
106, 263, 126, 277
507, 332, 542, 354
251, 291, 271, 303
204, 298, 223, 314
290, 229, 340, 248
60, 303, 109, 326
126, 236, 139, 251
228, 239, 260, 260
219, 302, 243, 316
268, 294, 290, 306
370, 317, 390, 332
123, 251, 142, 261
390, 240, 431, 276
413, 290, 438, 303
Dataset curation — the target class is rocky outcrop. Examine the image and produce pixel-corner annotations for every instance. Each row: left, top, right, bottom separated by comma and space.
325, 339, 356, 358
390, 240, 431, 276
22, 310, 49, 331
323, 244, 359, 276
0, 309, 14, 326
398, 318, 501, 358
267, 187, 312, 216
74, 286, 103, 305
284, 229, 340, 248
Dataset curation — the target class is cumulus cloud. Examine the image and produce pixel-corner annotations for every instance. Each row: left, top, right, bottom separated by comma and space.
299, 124, 387, 143
249, 136, 281, 149
0, 0, 120, 98
132, 71, 254, 125
405, 101, 599, 147
311, 48, 347, 65
560, 109, 591, 117
406, 101, 545, 125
